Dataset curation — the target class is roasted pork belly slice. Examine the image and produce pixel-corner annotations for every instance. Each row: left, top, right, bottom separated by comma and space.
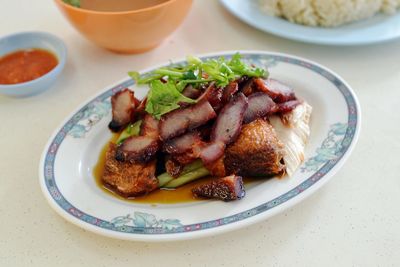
102, 144, 159, 197
159, 100, 216, 141
211, 93, 248, 145
243, 92, 278, 123
192, 175, 245, 201
108, 89, 136, 132
270, 102, 312, 176
224, 119, 285, 177
115, 136, 158, 163
253, 78, 296, 103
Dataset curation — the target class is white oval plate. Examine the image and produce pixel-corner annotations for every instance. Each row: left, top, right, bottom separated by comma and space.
220, 0, 400, 45
39, 51, 361, 241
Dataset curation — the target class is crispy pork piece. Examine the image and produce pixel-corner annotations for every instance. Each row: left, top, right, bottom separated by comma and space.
192, 175, 245, 201
224, 119, 285, 177
253, 78, 296, 103
108, 89, 136, 132
102, 144, 159, 197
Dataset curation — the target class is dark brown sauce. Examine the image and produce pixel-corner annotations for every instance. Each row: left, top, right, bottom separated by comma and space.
93, 136, 260, 204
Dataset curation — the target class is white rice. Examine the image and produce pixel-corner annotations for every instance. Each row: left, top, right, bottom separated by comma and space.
259, 0, 400, 27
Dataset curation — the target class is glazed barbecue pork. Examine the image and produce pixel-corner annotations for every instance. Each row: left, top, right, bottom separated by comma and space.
100, 53, 312, 202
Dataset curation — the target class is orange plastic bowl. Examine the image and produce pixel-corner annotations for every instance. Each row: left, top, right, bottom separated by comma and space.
55, 0, 192, 54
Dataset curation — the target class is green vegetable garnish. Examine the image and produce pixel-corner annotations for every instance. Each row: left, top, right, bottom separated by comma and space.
228, 53, 266, 78
162, 167, 210, 189
145, 80, 196, 119
63, 0, 80, 7
116, 120, 142, 144
156, 172, 175, 188
129, 53, 267, 119
157, 160, 205, 187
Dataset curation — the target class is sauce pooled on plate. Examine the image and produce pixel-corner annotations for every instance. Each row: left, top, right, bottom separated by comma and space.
93, 135, 259, 204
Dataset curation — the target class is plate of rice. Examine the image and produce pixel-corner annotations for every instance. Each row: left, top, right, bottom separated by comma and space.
220, 0, 400, 45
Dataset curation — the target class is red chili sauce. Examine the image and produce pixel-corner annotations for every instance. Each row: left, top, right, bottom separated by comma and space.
0, 49, 58, 85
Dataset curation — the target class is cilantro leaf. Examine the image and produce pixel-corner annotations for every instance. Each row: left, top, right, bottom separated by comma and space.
128, 52, 268, 118
182, 70, 197, 80
227, 53, 267, 78
145, 80, 196, 119
128, 71, 163, 85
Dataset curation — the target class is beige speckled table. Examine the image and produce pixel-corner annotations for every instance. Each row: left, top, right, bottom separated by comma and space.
1, 0, 400, 266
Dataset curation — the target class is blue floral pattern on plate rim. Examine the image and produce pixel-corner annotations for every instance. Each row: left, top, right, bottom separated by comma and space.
42, 52, 359, 235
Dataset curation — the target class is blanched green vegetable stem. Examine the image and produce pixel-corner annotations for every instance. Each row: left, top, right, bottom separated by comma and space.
116, 120, 142, 144
157, 160, 210, 188
161, 166, 210, 189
